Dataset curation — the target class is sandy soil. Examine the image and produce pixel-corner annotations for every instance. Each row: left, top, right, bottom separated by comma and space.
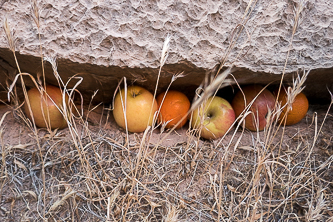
0, 103, 332, 221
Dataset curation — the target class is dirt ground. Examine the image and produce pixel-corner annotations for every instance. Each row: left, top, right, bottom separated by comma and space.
0, 102, 332, 221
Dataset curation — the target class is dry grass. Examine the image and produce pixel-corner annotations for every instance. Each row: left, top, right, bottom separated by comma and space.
1, 100, 332, 221
1, 0, 333, 221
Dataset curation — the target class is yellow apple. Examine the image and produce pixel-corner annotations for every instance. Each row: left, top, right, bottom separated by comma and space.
191, 96, 235, 140
23, 85, 69, 129
113, 86, 158, 133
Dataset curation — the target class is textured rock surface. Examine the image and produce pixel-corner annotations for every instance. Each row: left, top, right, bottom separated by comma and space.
0, 0, 332, 103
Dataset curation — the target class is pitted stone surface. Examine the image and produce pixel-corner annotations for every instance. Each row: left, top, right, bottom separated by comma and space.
0, 0, 332, 102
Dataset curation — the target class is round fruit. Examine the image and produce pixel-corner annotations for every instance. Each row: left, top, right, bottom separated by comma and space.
23, 85, 69, 129
156, 90, 190, 129
191, 96, 235, 140
275, 88, 309, 126
232, 85, 275, 131
113, 85, 158, 133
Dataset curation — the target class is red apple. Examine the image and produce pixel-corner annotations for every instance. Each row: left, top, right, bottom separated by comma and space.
232, 85, 275, 131
23, 85, 70, 129
113, 85, 158, 133
191, 96, 235, 140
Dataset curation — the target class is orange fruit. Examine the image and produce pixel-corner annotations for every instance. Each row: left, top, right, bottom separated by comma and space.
156, 90, 191, 129
275, 88, 309, 126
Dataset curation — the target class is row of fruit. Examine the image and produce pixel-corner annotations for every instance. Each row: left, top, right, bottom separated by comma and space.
23, 84, 309, 140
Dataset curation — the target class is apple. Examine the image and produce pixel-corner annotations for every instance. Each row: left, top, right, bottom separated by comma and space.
231, 85, 275, 131
113, 85, 158, 133
191, 96, 235, 140
23, 85, 70, 129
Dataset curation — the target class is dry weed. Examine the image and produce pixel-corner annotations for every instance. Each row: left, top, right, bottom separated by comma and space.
1, 0, 332, 221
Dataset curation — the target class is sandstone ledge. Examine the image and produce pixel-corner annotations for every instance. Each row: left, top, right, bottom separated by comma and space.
0, 0, 332, 103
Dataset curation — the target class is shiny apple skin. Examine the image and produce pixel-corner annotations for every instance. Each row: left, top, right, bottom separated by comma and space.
232, 85, 275, 131
23, 85, 69, 129
113, 86, 158, 133
191, 96, 235, 140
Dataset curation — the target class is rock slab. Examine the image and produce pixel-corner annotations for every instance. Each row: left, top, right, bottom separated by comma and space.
0, 0, 332, 102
